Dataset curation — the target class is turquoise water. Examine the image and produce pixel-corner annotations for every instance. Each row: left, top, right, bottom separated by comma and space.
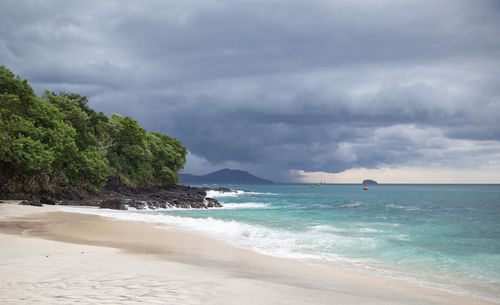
74, 184, 500, 302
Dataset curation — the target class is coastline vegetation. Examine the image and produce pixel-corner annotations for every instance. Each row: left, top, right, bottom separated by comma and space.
0, 66, 186, 193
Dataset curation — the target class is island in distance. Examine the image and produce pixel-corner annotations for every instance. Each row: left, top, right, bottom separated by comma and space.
362, 179, 378, 185
179, 168, 274, 185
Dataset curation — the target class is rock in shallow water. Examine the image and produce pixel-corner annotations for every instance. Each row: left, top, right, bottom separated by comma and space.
99, 196, 223, 210
206, 198, 222, 208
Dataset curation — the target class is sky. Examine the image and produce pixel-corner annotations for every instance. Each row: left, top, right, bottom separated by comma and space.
1, 0, 500, 183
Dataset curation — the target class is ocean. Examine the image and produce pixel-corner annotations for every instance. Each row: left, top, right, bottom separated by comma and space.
68, 184, 500, 302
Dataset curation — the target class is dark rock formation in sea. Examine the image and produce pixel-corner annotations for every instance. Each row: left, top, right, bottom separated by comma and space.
362, 179, 378, 185
179, 168, 274, 185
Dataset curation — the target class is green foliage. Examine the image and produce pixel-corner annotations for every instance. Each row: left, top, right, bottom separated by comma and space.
0, 66, 34, 106
147, 132, 186, 184
107, 114, 153, 187
0, 66, 187, 193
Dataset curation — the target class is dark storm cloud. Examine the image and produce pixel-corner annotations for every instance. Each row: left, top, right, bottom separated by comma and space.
1, 0, 499, 181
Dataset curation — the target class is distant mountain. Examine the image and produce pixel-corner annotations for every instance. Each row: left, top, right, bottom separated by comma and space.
179, 168, 274, 185
363, 179, 378, 185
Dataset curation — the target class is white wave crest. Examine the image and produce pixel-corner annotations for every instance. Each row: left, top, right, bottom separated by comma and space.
205, 190, 277, 198
220, 202, 268, 209
386, 204, 421, 211
311, 201, 363, 209
206, 190, 246, 197
340, 201, 363, 208
309, 225, 347, 233
309, 225, 382, 234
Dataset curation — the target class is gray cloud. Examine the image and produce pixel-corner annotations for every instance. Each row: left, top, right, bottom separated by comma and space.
1, 0, 499, 181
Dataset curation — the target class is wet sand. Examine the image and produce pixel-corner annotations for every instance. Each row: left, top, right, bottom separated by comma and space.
0, 203, 493, 305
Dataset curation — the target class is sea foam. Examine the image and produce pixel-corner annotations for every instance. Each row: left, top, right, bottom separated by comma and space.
220, 202, 269, 209
206, 190, 247, 197
63, 207, 361, 262
205, 189, 276, 198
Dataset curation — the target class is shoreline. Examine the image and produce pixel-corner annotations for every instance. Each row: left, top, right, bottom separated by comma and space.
0, 202, 494, 305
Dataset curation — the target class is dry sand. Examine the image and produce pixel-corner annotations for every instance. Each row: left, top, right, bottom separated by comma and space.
0, 202, 494, 305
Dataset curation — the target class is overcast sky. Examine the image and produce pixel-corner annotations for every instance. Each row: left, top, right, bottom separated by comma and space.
1, 0, 500, 182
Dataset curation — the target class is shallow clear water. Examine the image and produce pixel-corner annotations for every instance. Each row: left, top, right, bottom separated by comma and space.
69, 184, 500, 302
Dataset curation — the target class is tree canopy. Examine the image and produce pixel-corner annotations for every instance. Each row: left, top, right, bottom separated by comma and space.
0, 66, 186, 193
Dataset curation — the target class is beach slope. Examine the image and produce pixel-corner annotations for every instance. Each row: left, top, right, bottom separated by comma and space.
0, 203, 493, 305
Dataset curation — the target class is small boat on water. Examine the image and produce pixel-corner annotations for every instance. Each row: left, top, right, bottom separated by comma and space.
363, 183, 368, 190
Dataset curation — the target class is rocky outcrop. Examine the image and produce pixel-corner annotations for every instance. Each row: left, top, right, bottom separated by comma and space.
100, 199, 128, 210
98, 185, 223, 210
19, 200, 43, 207
40, 196, 59, 205
6, 180, 224, 210
100, 197, 222, 210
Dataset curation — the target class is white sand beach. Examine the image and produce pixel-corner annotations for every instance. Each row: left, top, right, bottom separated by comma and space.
0, 202, 494, 305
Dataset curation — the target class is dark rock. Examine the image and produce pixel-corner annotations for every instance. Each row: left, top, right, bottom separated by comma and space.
206, 198, 222, 208
127, 200, 145, 210
100, 199, 127, 210
57, 200, 99, 207
4, 177, 222, 210
362, 179, 378, 185
40, 196, 57, 205
19, 200, 42, 207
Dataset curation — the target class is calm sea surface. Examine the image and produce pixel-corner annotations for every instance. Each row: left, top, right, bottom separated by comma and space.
71, 184, 500, 302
